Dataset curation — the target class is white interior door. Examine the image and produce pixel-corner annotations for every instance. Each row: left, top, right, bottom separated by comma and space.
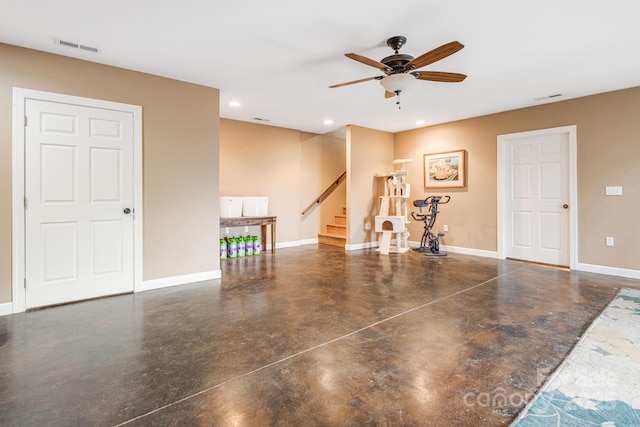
25, 99, 134, 308
503, 131, 570, 266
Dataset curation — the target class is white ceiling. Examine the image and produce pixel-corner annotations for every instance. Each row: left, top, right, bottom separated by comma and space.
2, 0, 640, 134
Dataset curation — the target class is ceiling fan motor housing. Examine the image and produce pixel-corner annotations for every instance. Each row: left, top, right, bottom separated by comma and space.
383, 36, 415, 74
381, 54, 414, 74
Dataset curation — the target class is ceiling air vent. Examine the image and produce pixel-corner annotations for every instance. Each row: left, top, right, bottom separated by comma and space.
534, 93, 563, 102
55, 39, 101, 54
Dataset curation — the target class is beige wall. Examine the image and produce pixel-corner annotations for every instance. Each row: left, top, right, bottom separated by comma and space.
219, 119, 304, 245
395, 87, 640, 270
0, 43, 220, 304
347, 125, 394, 246
300, 129, 346, 240
3, 44, 638, 308
300, 134, 323, 240
395, 120, 499, 253
220, 120, 346, 245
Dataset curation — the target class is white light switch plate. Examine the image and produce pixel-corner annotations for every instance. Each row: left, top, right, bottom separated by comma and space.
605, 186, 623, 196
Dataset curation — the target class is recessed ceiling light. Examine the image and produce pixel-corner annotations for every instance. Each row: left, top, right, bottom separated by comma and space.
323, 119, 334, 125
229, 101, 241, 107
416, 120, 425, 125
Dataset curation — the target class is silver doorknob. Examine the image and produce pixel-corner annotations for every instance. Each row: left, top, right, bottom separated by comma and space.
562, 204, 569, 209
123, 208, 131, 214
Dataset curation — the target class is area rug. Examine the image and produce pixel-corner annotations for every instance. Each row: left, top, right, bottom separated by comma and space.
511, 287, 640, 427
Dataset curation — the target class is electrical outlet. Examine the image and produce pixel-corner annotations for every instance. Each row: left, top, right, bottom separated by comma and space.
605, 186, 623, 196
244, 226, 249, 232
225, 227, 229, 234
443, 224, 449, 232
606, 237, 614, 247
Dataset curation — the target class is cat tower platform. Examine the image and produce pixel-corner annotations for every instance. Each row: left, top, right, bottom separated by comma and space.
374, 159, 413, 255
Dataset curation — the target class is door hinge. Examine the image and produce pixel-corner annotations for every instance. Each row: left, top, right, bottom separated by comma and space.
24, 278, 27, 289
24, 116, 28, 127
24, 196, 28, 209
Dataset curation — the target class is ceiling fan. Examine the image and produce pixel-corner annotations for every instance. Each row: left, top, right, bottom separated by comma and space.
330, 36, 466, 106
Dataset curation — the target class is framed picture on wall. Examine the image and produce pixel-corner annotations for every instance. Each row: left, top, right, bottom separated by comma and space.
424, 149, 466, 188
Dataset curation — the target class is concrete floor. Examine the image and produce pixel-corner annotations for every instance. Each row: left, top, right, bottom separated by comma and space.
1, 245, 638, 426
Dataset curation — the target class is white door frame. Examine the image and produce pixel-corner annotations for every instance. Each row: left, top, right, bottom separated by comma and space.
497, 125, 578, 269
11, 88, 143, 313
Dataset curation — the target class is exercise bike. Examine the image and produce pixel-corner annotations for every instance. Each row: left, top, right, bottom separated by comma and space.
411, 195, 450, 256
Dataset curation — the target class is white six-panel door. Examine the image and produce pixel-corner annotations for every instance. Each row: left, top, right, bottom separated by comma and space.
25, 99, 134, 308
503, 131, 570, 266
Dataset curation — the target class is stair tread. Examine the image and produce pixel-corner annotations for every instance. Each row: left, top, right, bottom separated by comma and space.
318, 231, 346, 237
326, 224, 346, 236
318, 232, 346, 248
334, 215, 346, 223
327, 223, 346, 228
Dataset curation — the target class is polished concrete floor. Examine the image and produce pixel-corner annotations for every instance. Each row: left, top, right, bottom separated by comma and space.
1, 246, 638, 426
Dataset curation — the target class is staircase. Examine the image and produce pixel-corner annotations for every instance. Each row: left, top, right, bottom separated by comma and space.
318, 207, 346, 247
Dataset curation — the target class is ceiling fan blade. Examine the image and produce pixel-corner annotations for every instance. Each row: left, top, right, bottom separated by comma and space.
385, 91, 396, 98
415, 71, 467, 83
329, 76, 379, 88
406, 41, 464, 70
345, 53, 389, 70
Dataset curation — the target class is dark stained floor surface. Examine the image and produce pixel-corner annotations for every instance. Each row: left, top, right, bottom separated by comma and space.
1, 245, 639, 426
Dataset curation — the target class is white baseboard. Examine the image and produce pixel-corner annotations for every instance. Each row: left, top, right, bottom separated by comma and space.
0, 302, 13, 316
346, 241, 498, 256
345, 241, 379, 251
575, 263, 640, 280
273, 240, 304, 250
140, 270, 221, 292
266, 239, 319, 249
439, 244, 499, 259
407, 241, 498, 259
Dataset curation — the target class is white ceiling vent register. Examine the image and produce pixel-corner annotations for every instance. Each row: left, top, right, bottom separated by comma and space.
55, 39, 101, 54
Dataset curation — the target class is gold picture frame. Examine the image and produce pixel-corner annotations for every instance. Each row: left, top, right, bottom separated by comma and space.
424, 149, 466, 188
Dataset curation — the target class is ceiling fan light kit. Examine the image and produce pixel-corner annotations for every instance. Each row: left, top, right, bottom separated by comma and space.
330, 36, 466, 108
380, 73, 416, 94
